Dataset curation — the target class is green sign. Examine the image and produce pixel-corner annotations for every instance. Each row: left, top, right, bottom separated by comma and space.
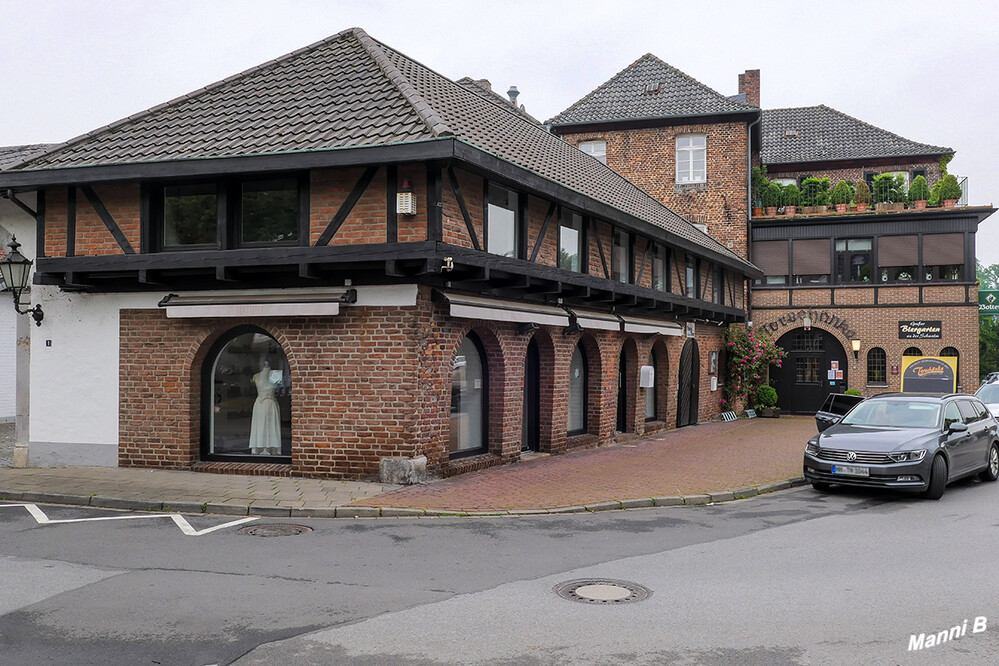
981, 290, 999, 316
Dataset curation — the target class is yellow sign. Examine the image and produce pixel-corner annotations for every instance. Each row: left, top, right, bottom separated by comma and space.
900, 356, 958, 393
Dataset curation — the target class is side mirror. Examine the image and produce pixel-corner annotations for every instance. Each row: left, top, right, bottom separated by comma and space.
948, 421, 969, 433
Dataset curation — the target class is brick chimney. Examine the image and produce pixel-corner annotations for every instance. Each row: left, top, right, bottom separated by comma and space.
738, 69, 760, 107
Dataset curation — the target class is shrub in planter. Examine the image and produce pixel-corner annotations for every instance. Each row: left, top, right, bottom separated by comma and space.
854, 180, 871, 211
800, 177, 831, 208
762, 182, 783, 214
872, 173, 905, 204
844, 388, 863, 396
754, 385, 780, 417
935, 174, 963, 206
908, 175, 931, 209
751, 166, 769, 210
831, 180, 853, 211
783, 184, 800, 215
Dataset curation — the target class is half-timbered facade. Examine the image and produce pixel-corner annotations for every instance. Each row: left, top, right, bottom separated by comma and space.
0, 28, 758, 477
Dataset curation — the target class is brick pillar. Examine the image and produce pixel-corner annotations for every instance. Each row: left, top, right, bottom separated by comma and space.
738, 69, 760, 107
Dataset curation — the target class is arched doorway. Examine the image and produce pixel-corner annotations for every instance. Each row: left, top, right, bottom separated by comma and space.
522, 338, 540, 452
676, 338, 700, 427
616, 349, 628, 432
773, 327, 847, 414
202, 326, 292, 462
451, 333, 488, 457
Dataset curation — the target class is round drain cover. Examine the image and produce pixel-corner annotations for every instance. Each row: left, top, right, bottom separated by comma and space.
554, 578, 651, 605
238, 523, 313, 537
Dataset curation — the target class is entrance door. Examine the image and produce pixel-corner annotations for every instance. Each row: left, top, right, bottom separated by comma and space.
522, 339, 540, 452
676, 338, 700, 427
616, 350, 628, 432
773, 327, 848, 414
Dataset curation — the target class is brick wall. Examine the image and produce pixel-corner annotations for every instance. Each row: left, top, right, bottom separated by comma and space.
561, 121, 750, 259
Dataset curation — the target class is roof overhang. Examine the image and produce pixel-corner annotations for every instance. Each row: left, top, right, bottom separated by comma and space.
548, 109, 761, 136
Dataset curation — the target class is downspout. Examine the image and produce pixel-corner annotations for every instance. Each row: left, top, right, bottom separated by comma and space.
745, 113, 762, 325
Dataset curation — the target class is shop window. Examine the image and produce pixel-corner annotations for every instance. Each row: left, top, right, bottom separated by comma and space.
903, 347, 923, 357
559, 209, 584, 272
240, 178, 300, 244
924, 265, 963, 281
612, 228, 631, 283
712, 265, 724, 304
867, 347, 887, 385
486, 183, 520, 259
879, 266, 916, 282
568, 345, 588, 434
676, 135, 706, 184
685, 254, 698, 299
940, 347, 959, 381
579, 140, 607, 164
835, 238, 872, 284
451, 334, 487, 456
652, 244, 668, 292
163, 183, 218, 248
204, 327, 291, 461
795, 357, 821, 384
645, 351, 658, 422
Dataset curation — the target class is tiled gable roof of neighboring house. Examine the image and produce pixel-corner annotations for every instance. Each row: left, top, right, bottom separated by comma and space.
4, 28, 751, 268
455, 77, 540, 125
761, 105, 952, 165
546, 54, 756, 127
0, 144, 55, 170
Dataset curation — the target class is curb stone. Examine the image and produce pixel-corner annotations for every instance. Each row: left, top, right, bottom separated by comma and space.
652, 496, 684, 506
21, 491, 91, 506
707, 491, 736, 503
682, 494, 711, 505
92, 497, 164, 512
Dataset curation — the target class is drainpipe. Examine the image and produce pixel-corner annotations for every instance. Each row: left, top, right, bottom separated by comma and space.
745, 113, 762, 324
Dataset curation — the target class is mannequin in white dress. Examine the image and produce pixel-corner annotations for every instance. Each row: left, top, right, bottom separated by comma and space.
249, 361, 282, 455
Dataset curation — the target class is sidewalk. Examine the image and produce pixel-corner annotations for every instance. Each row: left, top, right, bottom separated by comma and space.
0, 416, 816, 517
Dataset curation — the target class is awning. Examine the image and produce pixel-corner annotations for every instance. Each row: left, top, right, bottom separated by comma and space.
572, 309, 621, 331
620, 315, 684, 336
159, 291, 348, 318
442, 292, 570, 327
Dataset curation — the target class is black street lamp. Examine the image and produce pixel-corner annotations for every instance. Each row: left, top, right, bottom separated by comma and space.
0, 236, 43, 326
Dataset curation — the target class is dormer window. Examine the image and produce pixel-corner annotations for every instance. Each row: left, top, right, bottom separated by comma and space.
579, 140, 607, 165
676, 135, 706, 184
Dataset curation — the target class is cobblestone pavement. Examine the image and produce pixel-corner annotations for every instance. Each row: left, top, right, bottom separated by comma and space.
355, 416, 816, 511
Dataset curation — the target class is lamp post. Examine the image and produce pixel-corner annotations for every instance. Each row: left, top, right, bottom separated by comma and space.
0, 236, 43, 326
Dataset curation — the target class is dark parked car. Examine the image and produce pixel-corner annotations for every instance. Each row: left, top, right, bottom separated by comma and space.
815, 392, 865, 432
803, 393, 999, 499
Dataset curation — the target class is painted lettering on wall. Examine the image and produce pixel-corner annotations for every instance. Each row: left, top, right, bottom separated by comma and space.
760, 309, 857, 340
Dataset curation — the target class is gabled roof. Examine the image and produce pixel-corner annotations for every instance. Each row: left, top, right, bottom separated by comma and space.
4, 28, 751, 269
546, 54, 756, 127
455, 77, 540, 125
0, 144, 55, 170
761, 105, 952, 165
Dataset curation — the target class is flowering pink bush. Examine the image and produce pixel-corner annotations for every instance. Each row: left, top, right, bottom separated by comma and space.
723, 324, 786, 409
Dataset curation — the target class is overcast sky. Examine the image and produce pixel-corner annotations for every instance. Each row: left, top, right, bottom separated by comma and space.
2, 0, 997, 264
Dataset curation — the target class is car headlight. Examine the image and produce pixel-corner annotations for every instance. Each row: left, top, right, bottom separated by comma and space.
888, 450, 927, 463
805, 437, 820, 455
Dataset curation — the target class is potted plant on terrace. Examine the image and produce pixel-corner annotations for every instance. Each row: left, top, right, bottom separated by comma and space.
854, 179, 871, 212
934, 174, 963, 208
800, 177, 831, 213
908, 174, 931, 210
873, 173, 906, 211
763, 182, 782, 216
831, 180, 853, 213
754, 385, 780, 418
783, 183, 800, 217
751, 166, 769, 217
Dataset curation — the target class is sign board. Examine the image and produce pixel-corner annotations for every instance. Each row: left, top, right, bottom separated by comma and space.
898, 321, 942, 339
900, 356, 957, 394
981, 290, 999, 316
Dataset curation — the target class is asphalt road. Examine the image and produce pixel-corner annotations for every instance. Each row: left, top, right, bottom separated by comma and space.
2, 481, 999, 665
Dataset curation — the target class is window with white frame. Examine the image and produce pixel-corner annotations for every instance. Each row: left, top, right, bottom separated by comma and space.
579, 140, 607, 164
676, 135, 706, 183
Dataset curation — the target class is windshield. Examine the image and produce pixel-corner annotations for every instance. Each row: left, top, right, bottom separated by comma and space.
976, 384, 999, 404
840, 400, 941, 428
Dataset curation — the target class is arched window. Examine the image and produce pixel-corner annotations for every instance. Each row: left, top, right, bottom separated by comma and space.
867, 347, 887, 385
940, 347, 959, 380
204, 327, 291, 461
903, 347, 923, 357
568, 345, 588, 434
450, 334, 487, 456
645, 350, 658, 421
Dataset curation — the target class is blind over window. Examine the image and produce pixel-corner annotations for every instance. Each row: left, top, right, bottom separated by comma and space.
878, 235, 918, 267
752, 241, 789, 275
792, 239, 830, 275
923, 233, 965, 265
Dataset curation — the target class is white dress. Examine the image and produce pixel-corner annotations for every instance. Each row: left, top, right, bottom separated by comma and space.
249, 370, 282, 455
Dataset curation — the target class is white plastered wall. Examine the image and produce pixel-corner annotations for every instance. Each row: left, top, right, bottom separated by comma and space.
0, 196, 36, 423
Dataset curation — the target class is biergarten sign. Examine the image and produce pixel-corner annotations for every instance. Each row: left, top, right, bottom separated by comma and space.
981, 289, 999, 316
900, 356, 957, 393
898, 321, 942, 339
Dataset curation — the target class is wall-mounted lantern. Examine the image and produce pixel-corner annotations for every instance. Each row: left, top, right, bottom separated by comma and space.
0, 237, 43, 326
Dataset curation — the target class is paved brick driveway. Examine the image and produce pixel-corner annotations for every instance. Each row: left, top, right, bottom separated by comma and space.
358, 416, 817, 511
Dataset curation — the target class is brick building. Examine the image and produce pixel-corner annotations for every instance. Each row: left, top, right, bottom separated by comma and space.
0, 29, 758, 478
550, 62, 993, 413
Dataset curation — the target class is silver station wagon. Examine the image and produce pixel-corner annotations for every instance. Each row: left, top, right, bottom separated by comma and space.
803, 393, 999, 499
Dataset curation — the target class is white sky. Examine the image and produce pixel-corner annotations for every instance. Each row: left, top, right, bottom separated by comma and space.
2, 0, 997, 264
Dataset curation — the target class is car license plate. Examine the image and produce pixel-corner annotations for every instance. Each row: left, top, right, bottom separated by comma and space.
832, 464, 870, 477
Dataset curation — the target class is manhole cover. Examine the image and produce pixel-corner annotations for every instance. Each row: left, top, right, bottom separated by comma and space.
237, 523, 313, 537
553, 578, 651, 604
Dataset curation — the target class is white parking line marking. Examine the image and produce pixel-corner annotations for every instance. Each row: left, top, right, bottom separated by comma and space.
0, 503, 258, 536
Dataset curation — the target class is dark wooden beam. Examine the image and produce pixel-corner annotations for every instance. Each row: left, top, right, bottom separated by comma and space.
529, 202, 556, 263
315, 166, 379, 246
427, 163, 443, 242
79, 185, 136, 254
447, 166, 480, 251
386, 165, 398, 243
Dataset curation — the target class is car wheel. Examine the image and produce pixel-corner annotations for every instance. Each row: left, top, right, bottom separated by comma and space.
923, 455, 948, 500
811, 481, 830, 492
979, 443, 999, 482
